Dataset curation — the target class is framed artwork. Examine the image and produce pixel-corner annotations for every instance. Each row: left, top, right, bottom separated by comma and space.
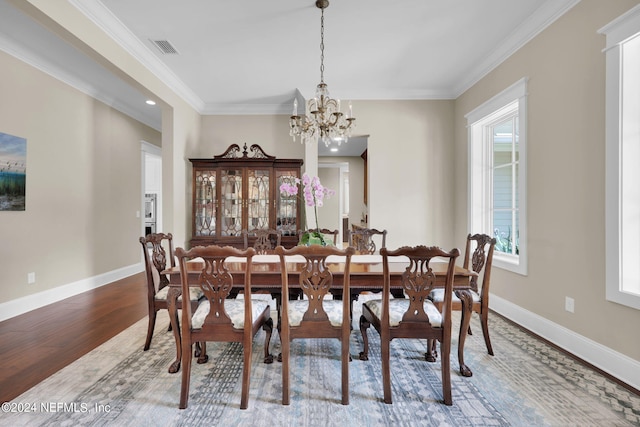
0, 132, 26, 211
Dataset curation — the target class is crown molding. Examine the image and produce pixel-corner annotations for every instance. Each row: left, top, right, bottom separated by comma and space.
69, 0, 206, 113
335, 87, 455, 101
68, 0, 580, 114
452, 0, 581, 98
201, 102, 295, 116
0, 31, 161, 130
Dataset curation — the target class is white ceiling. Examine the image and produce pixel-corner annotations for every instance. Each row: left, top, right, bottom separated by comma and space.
0, 0, 579, 155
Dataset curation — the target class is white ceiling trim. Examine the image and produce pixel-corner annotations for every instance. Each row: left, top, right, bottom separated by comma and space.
0, 30, 160, 130
69, 0, 206, 113
67, 0, 582, 115
329, 88, 455, 101
202, 103, 291, 116
452, 0, 581, 97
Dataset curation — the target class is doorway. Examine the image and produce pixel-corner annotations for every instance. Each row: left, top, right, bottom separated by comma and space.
318, 163, 349, 240
141, 141, 162, 236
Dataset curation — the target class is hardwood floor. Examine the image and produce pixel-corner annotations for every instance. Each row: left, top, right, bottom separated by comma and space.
0, 273, 148, 403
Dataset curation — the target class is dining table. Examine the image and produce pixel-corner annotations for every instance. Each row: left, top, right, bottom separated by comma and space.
161, 254, 478, 377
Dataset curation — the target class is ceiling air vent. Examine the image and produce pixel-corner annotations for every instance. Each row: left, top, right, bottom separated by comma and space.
151, 39, 179, 55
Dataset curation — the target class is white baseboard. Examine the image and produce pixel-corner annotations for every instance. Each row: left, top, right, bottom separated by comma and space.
490, 294, 640, 391
0, 263, 144, 322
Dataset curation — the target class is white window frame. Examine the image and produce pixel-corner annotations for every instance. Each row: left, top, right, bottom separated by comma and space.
466, 78, 528, 275
600, 5, 640, 310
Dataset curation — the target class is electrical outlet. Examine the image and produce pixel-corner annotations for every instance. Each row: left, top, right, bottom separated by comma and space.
27, 272, 36, 284
565, 296, 574, 313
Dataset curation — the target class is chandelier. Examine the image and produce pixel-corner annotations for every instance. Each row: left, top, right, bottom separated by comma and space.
290, 0, 355, 147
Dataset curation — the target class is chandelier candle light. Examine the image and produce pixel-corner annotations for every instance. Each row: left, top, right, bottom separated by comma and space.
289, 0, 356, 147
280, 174, 335, 246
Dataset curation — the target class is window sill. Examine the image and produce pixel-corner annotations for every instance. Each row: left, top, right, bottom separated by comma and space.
493, 252, 527, 276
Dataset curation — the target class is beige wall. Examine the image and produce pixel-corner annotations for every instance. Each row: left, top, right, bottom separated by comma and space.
454, 0, 640, 361
199, 115, 305, 161
0, 0, 201, 314
15, 0, 203, 250
200, 101, 456, 251
0, 49, 160, 304
358, 100, 456, 250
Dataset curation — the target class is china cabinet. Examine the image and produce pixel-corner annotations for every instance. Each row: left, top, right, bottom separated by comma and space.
189, 143, 303, 248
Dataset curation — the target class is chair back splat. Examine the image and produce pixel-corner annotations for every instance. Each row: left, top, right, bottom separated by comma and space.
139, 233, 203, 351
348, 228, 387, 254
275, 244, 355, 405
359, 245, 459, 406
242, 228, 282, 254
429, 233, 496, 355
175, 245, 274, 410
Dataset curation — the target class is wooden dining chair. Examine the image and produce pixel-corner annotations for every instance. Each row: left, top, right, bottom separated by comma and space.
175, 245, 274, 410
359, 245, 460, 405
302, 228, 340, 245
275, 244, 356, 405
139, 233, 203, 351
242, 228, 281, 254
348, 228, 387, 254
429, 233, 496, 355
347, 227, 392, 308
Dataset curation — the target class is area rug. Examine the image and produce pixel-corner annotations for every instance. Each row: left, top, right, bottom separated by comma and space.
4, 307, 639, 426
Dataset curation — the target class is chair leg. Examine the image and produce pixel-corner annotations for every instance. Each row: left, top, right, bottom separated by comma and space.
276, 322, 283, 363
282, 337, 290, 405
263, 318, 274, 364
349, 293, 359, 330
358, 315, 371, 361
381, 336, 392, 404
240, 341, 252, 410
480, 311, 494, 356
341, 329, 350, 405
425, 338, 438, 362
440, 338, 452, 406
197, 342, 208, 364
179, 341, 193, 409
143, 310, 157, 351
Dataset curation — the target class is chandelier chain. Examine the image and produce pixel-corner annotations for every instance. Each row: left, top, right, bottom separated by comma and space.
320, 7, 325, 84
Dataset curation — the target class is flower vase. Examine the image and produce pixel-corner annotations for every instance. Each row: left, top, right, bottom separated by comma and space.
308, 235, 323, 246
299, 231, 326, 246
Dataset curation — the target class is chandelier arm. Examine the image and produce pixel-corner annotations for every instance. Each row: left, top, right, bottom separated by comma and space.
289, 1, 356, 146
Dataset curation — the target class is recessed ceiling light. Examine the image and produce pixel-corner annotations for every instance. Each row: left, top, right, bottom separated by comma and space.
145, 99, 156, 106
330, 147, 338, 152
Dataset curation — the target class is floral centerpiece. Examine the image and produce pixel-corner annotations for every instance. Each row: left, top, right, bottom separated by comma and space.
280, 173, 335, 246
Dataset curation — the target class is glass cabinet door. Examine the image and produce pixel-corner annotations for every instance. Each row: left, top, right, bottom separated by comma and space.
247, 168, 270, 231
220, 169, 243, 237
275, 169, 300, 237
194, 170, 216, 236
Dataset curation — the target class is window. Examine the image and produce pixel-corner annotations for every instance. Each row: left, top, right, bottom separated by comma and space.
466, 78, 528, 275
601, 5, 640, 310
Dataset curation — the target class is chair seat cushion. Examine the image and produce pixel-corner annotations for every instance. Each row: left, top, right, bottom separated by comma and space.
155, 286, 203, 302
191, 299, 270, 329
287, 300, 344, 327
364, 298, 443, 327
429, 288, 481, 303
